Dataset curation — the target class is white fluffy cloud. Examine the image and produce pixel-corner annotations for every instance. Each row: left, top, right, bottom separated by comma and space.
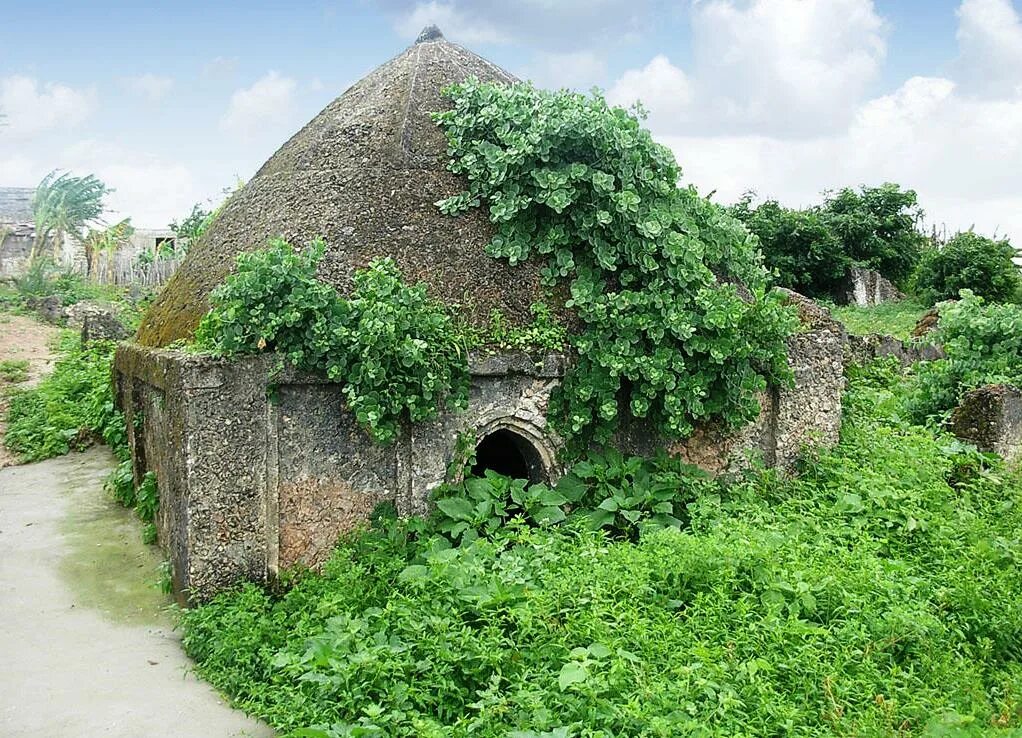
219, 72, 297, 140
607, 55, 692, 130
609, 0, 886, 137
123, 74, 174, 103
691, 0, 886, 136
606, 0, 1022, 242
955, 0, 1022, 96
523, 51, 608, 90
0, 76, 96, 138
394, 1, 508, 45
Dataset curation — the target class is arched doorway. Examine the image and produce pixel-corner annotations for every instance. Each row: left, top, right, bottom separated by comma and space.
471, 428, 547, 483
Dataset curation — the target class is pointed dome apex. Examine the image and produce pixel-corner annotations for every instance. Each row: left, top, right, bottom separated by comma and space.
415, 24, 444, 43
135, 28, 538, 348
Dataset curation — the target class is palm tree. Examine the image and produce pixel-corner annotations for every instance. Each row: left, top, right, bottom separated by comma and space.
29, 170, 111, 263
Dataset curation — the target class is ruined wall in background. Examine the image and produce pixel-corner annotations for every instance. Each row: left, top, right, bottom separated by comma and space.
837, 267, 903, 307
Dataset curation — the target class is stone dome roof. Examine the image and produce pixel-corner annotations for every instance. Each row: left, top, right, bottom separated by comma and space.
137, 29, 559, 347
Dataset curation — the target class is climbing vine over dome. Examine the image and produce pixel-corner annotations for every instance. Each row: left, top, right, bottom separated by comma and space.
434, 79, 797, 450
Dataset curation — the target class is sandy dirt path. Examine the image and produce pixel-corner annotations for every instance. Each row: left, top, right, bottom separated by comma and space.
0, 447, 274, 738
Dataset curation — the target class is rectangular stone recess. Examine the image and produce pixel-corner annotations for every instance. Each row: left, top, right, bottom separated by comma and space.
271, 383, 397, 572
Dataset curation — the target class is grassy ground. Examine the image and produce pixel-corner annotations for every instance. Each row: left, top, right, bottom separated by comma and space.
829, 298, 930, 340
181, 361, 1022, 738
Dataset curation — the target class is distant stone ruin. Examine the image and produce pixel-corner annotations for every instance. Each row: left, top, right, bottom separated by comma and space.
837, 266, 903, 307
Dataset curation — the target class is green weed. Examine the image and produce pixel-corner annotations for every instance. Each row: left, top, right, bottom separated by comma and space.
3, 335, 125, 462
0, 359, 30, 384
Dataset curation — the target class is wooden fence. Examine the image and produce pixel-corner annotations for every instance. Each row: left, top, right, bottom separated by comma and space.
88, 252, 183, 287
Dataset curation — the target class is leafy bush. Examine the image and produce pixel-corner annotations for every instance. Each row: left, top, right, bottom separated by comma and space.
432, 450, 715, 544
730, 196, 848, 296
436, 80, 795, 449
907, 291, 1022, 423
3, 335, 126, 462
913, 231, 1022, 304
432, 471, 570, 543
181, 364, 1022, 736
195, 240, 470, 444
731, 184, 926, 298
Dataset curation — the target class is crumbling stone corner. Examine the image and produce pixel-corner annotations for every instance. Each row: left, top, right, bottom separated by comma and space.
949, 384, 1022, 464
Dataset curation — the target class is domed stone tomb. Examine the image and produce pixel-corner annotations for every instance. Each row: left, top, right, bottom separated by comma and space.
114, 28, 846, 603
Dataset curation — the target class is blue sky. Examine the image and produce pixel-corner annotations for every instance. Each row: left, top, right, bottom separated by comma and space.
1, 0, 1020, 242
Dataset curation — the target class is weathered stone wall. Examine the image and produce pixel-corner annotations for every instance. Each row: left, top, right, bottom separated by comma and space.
0, 231, 33, 279
271, 380, 397, 571
844, 333, 944, 367
115, 325, 847, 602
949, 384, 1022, 464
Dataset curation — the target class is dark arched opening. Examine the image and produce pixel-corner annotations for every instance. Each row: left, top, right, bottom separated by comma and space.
471, 429, 546, 483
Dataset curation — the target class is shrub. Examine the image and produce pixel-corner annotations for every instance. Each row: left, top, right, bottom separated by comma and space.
730, 196, 848, 296
913, 231, 1022, 304
436, 80, 795, 450
732, 184, 926, 298
0, 359, 30, 384
3, 335, 126, 462
195, 240, 470, 445
907, 291, 1022, 422
431, 451, 715, 544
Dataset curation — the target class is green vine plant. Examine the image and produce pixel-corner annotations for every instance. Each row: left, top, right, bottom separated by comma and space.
194, 239, 470, 445
434, 79, 797, 449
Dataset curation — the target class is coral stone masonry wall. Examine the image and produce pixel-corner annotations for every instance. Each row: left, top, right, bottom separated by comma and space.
949, 384, 1022, 464
115, 325, 845, 603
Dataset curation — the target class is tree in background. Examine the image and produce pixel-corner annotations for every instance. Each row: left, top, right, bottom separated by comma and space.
913, 231, 1021, 304
822, 183, 925, 287
732, 183, 925, 299
730, 195, 848, 296
169, 180, 243, 253
169, 203, 214, 245
29, 171, 110, 263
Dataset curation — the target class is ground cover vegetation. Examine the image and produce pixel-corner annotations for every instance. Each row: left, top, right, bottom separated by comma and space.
3, 333, 124, 462
181, 360, 1022, 737
827, 298, 929, 341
